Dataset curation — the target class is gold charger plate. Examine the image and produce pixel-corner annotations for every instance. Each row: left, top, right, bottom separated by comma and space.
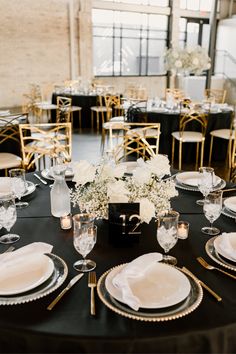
205, 237, 236, 272
97, 264, 203, 322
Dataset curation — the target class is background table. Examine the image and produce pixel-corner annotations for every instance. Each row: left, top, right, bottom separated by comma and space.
1, 173, 236, 353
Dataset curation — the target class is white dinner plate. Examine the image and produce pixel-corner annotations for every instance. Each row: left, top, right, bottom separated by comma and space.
41, 169, 74, 181
176, 171, 221, 187
105, 262, 191, 309
214, 233, 236, 262
224, 197, 236, 213
0, 254, 54, 295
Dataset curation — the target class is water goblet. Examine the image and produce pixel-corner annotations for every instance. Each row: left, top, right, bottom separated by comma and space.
0, 193, 20, 244
156, 210, 179, 265
73, 224, 97, 272
9, 168, 28, 209
201, 190, 222, 236
196, 167, 214, 206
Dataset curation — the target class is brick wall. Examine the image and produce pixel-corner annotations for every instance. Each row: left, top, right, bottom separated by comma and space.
0, 0, 78, 107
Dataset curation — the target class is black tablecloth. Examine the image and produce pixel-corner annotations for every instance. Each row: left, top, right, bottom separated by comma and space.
1, 173, 236, 353
141, 110, 231, 162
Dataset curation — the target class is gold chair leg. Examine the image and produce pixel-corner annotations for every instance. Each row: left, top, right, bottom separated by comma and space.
227, 138, 233, 169
96, 112, 99, 133
209, 135, 214, 166
79, 110, 82, 131
200, 141, 205, 168
91, 111, 94, 130
196, 143, 199, 170
179, 141, 182, 171
171, 137, 175, 167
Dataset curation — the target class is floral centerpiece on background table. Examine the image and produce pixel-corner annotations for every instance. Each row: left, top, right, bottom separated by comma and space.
71, 155, 178, 224
164, 45, 211, 75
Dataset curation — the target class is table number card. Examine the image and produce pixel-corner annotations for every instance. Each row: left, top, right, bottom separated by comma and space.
108, 203, 141, 246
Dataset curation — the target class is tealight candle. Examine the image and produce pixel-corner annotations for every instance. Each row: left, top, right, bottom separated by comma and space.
178, 221, 189, 239
60, 214, 72, 230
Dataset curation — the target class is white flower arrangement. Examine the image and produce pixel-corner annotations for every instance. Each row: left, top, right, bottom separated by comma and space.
164, 45, 211, 75
71, 155, 178, 224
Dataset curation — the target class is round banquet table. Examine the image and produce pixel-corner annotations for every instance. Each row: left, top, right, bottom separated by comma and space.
1, 173, 236, 353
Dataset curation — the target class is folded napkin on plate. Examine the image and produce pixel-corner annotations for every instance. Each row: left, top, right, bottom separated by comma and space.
218, 233, 236, 261
0, 242, 53, 284
112, 252, 163, 311
0, 177, 11, 196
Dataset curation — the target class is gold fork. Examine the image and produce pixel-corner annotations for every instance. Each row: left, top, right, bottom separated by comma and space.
197, 257, 236, 280
88, 271, 97, 316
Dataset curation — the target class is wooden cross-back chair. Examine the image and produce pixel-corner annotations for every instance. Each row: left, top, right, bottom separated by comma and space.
171, 111, 208, 170
19, 122, 72, 171
112, 122, 161, 163
0, 114, 28, 175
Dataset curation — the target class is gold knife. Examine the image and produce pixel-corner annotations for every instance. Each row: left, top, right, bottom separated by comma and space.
182, 267, 222, 302
47, 273, 84, 310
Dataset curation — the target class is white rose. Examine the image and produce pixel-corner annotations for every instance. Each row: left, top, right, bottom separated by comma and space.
113, 164, 126, 178
132, 167, 151, 185
99, 164, 114, 180
192, 57, 199, 66
72, 160, 96, 185
107, 180, 129, 203
175, 60, 182, 68
146, 155, 170, 178
139, 198, 156, 224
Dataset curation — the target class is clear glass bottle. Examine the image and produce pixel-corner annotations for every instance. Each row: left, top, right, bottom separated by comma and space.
50, 165, 71, 218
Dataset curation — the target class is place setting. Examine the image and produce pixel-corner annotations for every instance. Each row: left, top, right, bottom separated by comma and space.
97, 210, 203, 322
0, 242, 68, 305
205, 232, 236, 272
174, 168, 226, 192
221, 195, 236, 219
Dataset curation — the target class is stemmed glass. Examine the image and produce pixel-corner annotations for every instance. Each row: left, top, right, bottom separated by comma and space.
156, 210, 179, 265
0, 193, 20, 244
196, 167, 214, 206
202, 190, 222, 236
73, 214, 96, 272
9, 168, 28, 209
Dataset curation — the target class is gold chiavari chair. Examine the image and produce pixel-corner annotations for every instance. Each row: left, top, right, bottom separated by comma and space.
101, 95, 125, 151
204, 89, 227, 104
19, 122, 72, 171
56, 96, 72, 123
90, 95, 114, 132
209, 110, 235, 169
0, 114, 28, 175
112, 122, 161, 163
171, 111, 207, 171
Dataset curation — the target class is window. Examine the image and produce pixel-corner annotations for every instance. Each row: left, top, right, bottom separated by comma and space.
92, 9, 168, 76
180, 0, 219, 12
179, 17, 210, 50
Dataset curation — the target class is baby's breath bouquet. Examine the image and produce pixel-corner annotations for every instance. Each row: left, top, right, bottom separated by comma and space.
71, 155, 178, 224
164, 45, 211, 75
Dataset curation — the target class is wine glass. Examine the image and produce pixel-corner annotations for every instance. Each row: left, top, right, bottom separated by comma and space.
156, 210, 179, 265
73, 224, 97, 272
0, 193, 20, 244
9, 168, 28, 209
201, 190, 222, 236
196, 167, 214, 206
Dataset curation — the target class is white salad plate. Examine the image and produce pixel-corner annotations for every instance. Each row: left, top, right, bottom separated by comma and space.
0, 254, 54, 296
105, 262, 191, 309
213, 233, 236, 263
176, 171, 221, 187
224, 196, 236, 213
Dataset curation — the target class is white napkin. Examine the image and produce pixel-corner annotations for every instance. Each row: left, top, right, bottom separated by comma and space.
218, 233, 236, 261
0, 242, 53, 284
0, 177, 11, 196
112, 253, 163, 311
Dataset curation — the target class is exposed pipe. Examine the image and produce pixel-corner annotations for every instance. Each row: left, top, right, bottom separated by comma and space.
69, 0, 76, 79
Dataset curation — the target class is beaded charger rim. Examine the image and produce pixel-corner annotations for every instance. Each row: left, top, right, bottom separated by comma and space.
97, 263, 203, 322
